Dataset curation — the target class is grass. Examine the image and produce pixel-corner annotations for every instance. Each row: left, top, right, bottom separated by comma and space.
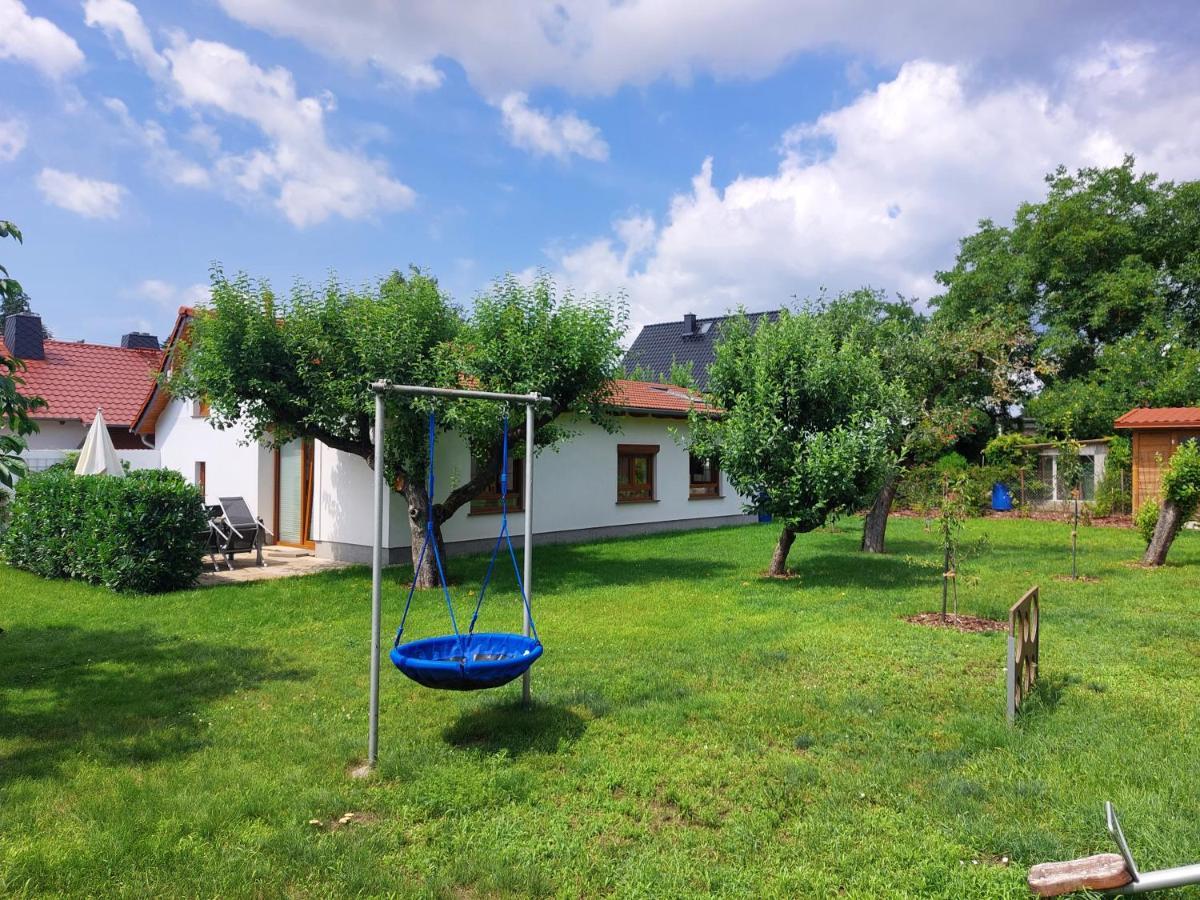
2, 516, 1199, 898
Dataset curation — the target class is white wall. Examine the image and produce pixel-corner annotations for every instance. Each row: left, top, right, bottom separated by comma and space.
311, 413, 751, 558
21, 447, 161, 474
22, 420, 87, 449
155, 396, 265, 515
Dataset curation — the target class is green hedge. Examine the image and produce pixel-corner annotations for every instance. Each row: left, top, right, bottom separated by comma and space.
1, 468, 208, 593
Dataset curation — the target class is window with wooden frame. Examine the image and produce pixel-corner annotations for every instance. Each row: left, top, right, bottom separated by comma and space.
469, 448, 523, 515
688, 453, 721, 498
617, 444, 658, 503
194, 461, 206, 499
192, 397, 210, 417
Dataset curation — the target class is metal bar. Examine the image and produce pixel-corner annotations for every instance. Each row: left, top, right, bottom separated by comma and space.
1110, 863, 1200, 894
371, 381, 552, 405
522, 398, 535, 706
368, 391, 384, 768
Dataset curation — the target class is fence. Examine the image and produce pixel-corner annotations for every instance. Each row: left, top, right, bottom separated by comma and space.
21, 448, 161, 475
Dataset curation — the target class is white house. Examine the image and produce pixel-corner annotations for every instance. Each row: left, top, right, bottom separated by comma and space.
132, 309, 754, 562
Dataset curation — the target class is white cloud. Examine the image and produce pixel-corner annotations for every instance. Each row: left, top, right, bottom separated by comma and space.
85, 2, 415, 227
0, 117, 27, 161
103, 97, 210, 187
0, 0, 84, 79
498, 92, 608, 162
84, 0, 166, 76
212, 0, 1162, 96
546, 45, 1200, 330
131, 278, 209, 309
36, 168, 124, 218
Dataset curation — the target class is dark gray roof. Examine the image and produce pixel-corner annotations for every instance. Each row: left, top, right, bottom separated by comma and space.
623, 310, 779, 389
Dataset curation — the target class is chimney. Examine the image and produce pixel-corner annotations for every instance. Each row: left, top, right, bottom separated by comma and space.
121, 331, 161, 350
682, 312, 697, 336
4, 313, 45, 360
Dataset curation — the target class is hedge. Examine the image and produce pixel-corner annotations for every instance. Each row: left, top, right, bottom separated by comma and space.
1, 468, 208, 593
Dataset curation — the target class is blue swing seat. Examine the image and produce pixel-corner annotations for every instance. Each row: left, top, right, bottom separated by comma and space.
390, 632, 542, 691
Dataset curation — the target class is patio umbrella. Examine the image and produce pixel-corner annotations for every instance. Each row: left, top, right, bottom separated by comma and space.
74, 408, 125, 477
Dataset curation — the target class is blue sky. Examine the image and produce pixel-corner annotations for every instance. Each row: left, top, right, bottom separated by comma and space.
2, 0, 1198, 345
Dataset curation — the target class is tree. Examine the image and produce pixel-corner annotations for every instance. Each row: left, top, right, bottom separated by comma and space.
935, 158, 1200, 438
0, 220, 45, 487
172, 268, 626, 585
819, 290, 1039, 553
689, 304, 905, 577
1142, 439, 1200, 567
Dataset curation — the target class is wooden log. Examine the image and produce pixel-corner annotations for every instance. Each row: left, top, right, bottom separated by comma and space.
1028, 853, 1132, 897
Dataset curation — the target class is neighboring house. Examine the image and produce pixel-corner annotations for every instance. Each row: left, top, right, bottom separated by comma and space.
623, 310, 779, 388
1114, 407, 1200, 513
2, 312, 162, 472
1019, 439, 1110, 510
134, 307, 754, 561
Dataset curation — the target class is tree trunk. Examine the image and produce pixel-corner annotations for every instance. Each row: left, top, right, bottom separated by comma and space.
403, 481, 443, 588
1142, 497, 1186, 567
861, 472, 898, 554
769, 525, 797, 576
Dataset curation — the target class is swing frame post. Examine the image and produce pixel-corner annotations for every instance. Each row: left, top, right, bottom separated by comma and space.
366, 381, 551, 768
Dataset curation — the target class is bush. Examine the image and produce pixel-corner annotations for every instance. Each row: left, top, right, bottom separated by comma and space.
897, 462, 999, 515
1135, 499, 1159, 546
1, 468, 207, 592
1162, 439, 1200, 518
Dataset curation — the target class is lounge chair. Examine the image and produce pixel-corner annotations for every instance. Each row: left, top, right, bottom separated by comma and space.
207, 496, 267, 570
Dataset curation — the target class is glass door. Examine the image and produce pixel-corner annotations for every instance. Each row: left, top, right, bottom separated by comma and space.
276, 439, 314, 546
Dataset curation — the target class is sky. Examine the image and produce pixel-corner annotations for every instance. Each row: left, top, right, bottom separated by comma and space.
2, 0, 1199, 345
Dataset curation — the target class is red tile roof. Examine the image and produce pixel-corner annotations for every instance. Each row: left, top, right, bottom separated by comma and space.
0, 338, 162, 427
605, 379, 717, 416
1114, 407, 1200, 429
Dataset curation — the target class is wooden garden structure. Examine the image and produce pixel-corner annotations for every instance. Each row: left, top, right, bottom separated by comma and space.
1114, 407, 1200, 513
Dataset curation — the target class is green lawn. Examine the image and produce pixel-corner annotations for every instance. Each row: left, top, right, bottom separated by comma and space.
2, 516, 1200, 898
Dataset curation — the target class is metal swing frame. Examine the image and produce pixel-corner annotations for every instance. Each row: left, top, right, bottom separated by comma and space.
365, 381, 552, 769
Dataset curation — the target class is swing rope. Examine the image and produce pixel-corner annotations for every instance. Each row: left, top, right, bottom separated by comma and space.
395, 411, 461, 651
467, 415, 539, 643
394, 409, 538, 652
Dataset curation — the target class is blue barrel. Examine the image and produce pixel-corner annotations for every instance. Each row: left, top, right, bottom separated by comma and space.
991, 482, 1013, 511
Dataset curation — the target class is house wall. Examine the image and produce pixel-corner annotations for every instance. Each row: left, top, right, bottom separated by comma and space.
23, 420, 88, 449
312, 414, 753, 563
155, 396, 267, 518
1027, 442, 1109, 510
1132, 429, 1200, 512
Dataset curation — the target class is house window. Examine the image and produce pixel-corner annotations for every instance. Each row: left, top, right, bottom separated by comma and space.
192, 397, 210, 418
194, 461, 206, 500
470, 448, 523, 515
689, 453, 720, 498
617, 444, 658, 503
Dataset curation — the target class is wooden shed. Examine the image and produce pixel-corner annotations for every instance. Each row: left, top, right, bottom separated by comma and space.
1113, 407, 1200, 512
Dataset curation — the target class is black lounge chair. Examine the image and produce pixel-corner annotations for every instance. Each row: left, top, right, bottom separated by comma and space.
207, 496, 266, 571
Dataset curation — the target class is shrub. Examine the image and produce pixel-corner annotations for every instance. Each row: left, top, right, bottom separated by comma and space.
1162, 439, 1200, 518
1, 468, 207, 593
1135, 499, 1159, 546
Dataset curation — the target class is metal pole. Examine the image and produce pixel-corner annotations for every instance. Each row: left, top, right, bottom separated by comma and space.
522, 397, 535, 705
372, 381, 550, 406
368, 391, 384, 768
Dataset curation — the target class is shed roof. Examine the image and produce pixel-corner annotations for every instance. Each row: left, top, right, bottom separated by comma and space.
0, 337, 162, 426
1114, 407, 1200, 430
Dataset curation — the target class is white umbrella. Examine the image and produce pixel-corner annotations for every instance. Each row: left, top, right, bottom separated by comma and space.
75, 408, 125, 477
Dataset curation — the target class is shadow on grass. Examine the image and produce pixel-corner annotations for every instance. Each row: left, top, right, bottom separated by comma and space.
529, 542, 737, 593
443, 699, 587, 756
764, 551, 932, 591
0, 624, 310, 781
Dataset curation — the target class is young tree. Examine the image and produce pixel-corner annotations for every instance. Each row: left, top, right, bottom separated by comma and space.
173, 268, 626, 585
1142, 440, 1200, 567
689, 305, 905, 577
0, 220, 46, 488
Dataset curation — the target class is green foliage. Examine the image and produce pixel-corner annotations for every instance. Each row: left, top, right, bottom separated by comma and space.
983, 433, 1036, 467
935, 159, 1200, 439
1162, 439, 1200, 518
666, 359, 697, 390
1052, 439, 1085, 498
1135, 499, 1160, 546
689, 303, 905, 537
1093, 436, 1131, 517
1, 469, 207, 592
933, 451, 969, 473
896, 462, 998, 515
0, 218, 47, 487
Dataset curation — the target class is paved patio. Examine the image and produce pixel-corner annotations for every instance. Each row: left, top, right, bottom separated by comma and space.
197, 545, 350, 586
